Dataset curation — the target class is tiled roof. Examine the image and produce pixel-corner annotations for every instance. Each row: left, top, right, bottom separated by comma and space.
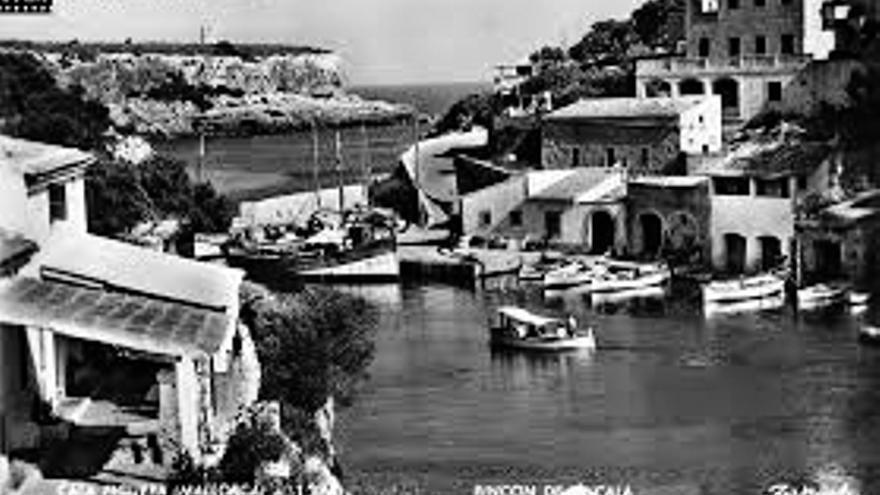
0, 135, 93, 177
546, 96, 709, 121
0, 277, 229, 356
820, 190, 880, 226
39, 233, 244, 312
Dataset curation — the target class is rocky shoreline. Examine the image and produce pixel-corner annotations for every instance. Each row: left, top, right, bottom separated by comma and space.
17, 46, 417, 139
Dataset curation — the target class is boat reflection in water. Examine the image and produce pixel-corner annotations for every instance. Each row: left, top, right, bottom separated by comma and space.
703, 293, 786, 317
489, 346, 594, 386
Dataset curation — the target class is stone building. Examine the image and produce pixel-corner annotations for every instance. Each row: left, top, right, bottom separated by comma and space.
542, 96, 722, 174
636, 0, 837, 123
796, 190, 880, 287
626, 176, 713, 263
0, 136, 259, 468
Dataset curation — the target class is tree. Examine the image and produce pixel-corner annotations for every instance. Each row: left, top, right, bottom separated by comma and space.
240, 282, 378, 452
0, 51, 110, 150
85, 155, 234, 237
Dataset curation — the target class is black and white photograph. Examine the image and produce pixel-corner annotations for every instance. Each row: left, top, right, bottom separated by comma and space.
0, 0, 879, 493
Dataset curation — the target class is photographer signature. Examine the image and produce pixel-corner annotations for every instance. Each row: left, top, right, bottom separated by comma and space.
766, 482, 858, 495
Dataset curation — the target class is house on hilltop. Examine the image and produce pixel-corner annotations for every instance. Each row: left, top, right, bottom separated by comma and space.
0, 136, 259, 473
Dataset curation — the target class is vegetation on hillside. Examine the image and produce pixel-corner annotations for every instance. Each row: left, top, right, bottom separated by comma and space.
0, 38, 330, 58
0, 51, 110, 149
432, 0, 684, 138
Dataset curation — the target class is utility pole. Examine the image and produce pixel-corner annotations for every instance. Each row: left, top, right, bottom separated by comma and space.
197, 25, 207, 183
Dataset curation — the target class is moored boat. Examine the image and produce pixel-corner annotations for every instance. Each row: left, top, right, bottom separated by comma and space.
588, 260, 670, 293
702, 273, 785, 304
489, 306, 596, 351
849, 291, 870, 306
858, 325, 880, 345
542, 261, 595, 290
797, 283, 848, 309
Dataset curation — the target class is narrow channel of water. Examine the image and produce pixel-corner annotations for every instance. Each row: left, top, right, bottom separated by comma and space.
334, 282, 880, 495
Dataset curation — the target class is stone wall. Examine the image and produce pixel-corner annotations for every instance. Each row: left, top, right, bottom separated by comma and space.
626, 181, 713, 263
542, 121, 682, 173
460, 176, 527, 237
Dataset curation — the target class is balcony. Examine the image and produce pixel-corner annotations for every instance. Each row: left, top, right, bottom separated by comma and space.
636, 54, 811, 78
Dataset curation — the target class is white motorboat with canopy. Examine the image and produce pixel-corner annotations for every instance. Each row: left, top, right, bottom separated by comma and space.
489, 306, 596, 351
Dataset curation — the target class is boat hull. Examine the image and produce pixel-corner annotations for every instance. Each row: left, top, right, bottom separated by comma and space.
489, 333, 596, 351
702, 276, 785, 304
859, 326, 880, 345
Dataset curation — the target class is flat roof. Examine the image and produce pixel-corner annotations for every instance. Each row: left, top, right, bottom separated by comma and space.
629, 176, 709, 188
0, 278, 229, 357
0, 135, 93, 177
40, 233, 244, 312
546, 96, 710, 121
497, 306, 560, 326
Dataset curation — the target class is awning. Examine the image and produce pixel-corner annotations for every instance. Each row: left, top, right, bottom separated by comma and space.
496, 305, 560, 327
0, 278, 230, 357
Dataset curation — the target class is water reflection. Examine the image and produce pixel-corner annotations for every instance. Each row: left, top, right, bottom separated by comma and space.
704, 294, 786, 318
337, 282, 880, 494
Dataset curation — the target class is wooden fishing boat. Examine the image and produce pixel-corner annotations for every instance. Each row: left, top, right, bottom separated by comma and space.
849, 291, 870, 306
702, 273, 785, 304
858, 325, 880, 345
797, 283, 848, 309
588, 261, 670, 293
489, 306, 596, 351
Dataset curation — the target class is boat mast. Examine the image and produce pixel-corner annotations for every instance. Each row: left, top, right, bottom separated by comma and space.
197, 24, 207, 183
361, 122, 370, 208
312, 121, 320, 208
413, 115, 423, 225
335, 128, 344, 212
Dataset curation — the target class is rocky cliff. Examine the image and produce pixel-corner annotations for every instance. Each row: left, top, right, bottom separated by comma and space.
20, 47, 414, 138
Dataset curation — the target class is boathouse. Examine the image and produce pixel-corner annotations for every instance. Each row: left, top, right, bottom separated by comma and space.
796, 190, 880, 287
0, 136, 259, 469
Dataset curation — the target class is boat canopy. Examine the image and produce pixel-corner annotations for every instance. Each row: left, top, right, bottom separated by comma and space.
496, 306, 560, 327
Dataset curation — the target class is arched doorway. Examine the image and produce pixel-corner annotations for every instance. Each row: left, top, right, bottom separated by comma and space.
590, 210, 615, 255
645, 79, 672, 98
679, 78, 705, 95
758, 236, 782, 271
712, 78, 740, 116
724, 233, 747, 274
640, 213, 663, 257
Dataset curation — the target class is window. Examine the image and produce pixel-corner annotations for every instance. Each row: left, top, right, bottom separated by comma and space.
768, 81, 782, 101
755, 35, 766, 55
606, 147, 616, 167
702, 144, 710, 154
781, 0, 792, 5
797, 175, 808, 191
701, 0, 719, 12
781, 34, 795, 54
510, 210, 523, 227
479, 210, 492, 227
756, 178, 790, 198
641, 148, 650, 168
48, 183, 67, 223
712, 177, 750, 195
699, 38, 711, 57
755, 0, 765, 6
728, 0, 739, 9
545, 211, 561, 238
570, 147, 581, 168
728, 37, 741, 57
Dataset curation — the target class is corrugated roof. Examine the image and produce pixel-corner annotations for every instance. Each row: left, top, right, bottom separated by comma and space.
39, 233, 243, 312
530, 168, 619, 202
546, 96, 708, 121
0, 135, 93, 177
0, 278, 229, 356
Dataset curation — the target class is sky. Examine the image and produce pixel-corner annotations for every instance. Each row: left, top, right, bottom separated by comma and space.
0, 0, 644, 85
